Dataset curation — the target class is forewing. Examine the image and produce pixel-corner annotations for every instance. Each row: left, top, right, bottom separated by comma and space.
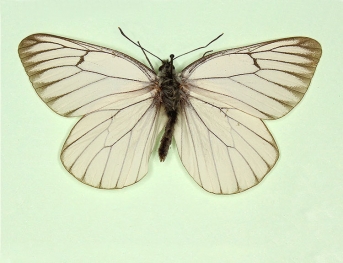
18, 33, 156, 116
181, 37, 322, 119
174, 94, 278, 194
61, 93, 167, 189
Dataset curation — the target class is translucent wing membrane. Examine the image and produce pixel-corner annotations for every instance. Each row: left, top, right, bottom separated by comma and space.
18, 34, 165, 189
176, 37, 321, 194
18, 34, 156, 116
62, 94, 166, 188
175, 94, 278, 194
181, 37, 322, 119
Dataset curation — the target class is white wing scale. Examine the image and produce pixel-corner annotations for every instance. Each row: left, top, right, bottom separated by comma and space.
62, 94, 166, 188
18, 34, 156, 116
18, 34, 166, 189
175, 94, 278, 194
176, 37, 321, 194
181, 37, 321, 119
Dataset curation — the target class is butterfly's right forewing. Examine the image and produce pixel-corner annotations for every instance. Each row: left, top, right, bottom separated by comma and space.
181, 37, 322, 120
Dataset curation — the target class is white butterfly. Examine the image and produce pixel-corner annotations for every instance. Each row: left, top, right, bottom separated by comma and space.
18, 32, 321, 194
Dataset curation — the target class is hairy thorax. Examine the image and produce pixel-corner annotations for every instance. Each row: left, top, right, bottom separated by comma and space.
159, 72, 181, 115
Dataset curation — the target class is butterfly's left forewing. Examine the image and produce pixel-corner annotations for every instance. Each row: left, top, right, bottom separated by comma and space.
18, 34, 156, 116
19, 34, 166, 188
176, 37, 321, 194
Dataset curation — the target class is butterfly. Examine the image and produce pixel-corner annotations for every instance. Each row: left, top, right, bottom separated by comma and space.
18, 30, 322, 194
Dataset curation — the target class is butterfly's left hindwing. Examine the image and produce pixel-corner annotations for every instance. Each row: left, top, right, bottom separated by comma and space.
18, 34, 166, 189
176, 37, 321, 194
61, 93, 166, 189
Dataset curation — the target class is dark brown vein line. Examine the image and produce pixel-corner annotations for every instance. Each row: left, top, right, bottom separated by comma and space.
64, 90, 154, 116
185, 41, 314, 73
81, 146, 111, 183
29, 66, 81, 79
21, 38, 155, 80
72, 41, 106, 52
114, 103, 158, 187
230, 122, 272, 170
269, 49, 320, 58
106, 101, 156, 147
77, 69, 150, 83
247, 41, 318, 53
19, 47, 68, 59
208, 131, 222, 193
188, 101, 229, 147
188, 84, 274, 119
256, 68, 313, 80
183, 107, 203, 187
36, 73, 150, 95
23, 40, 104, 54
230, 138, 259, 183
45, 75, 149, 103
98, 147, 112, 187
67, 129, 109, 172
67, 100, 154, 178
45, 76, 108, 102
29, 63, 148, 84
134, 106, 159, 184
254, 73, 307, 94
63, 98, 153, 151
253, 57, 317, 68
115, 131, 132, 188
226, 148, 239, 193
23, 56, 84, 69
31, 71, 80, 89
190, 96, 274, 146
246, 49, 319, 60
229, 76, 296, 108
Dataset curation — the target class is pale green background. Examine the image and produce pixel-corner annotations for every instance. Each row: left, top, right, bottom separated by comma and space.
2, 0, 343, 262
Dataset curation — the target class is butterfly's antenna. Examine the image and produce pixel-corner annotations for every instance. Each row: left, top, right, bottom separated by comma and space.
118, 27, 163, 62
137, 41, 155, 71
174, 33, 224, 60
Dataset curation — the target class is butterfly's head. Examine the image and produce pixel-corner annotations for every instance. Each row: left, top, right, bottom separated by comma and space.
158, 54, 175, 77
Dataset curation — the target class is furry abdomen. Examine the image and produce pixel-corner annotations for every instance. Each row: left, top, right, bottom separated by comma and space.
158, 75, 181, 161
